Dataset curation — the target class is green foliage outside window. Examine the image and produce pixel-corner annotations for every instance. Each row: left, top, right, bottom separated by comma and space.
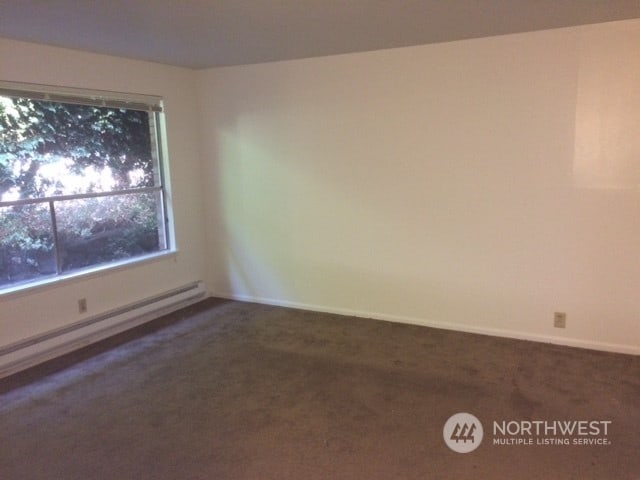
0, 93, 168, 288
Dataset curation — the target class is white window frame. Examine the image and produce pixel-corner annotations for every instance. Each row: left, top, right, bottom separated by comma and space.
0, 81, 176, 295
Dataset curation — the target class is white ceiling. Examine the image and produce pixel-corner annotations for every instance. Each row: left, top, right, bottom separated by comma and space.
1, 1, 640, 69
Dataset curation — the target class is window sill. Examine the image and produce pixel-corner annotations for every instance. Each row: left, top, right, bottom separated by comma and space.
0, 250, 178, 300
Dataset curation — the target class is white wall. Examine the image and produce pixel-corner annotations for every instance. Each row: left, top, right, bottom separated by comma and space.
0, 39, 207, 347
198, 19, 640, 354
2, 20, 638, 356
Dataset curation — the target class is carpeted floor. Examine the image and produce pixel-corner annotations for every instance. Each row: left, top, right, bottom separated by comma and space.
1, 298, 639, 479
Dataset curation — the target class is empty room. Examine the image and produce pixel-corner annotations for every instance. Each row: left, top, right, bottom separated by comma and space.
1, 1, 639, 478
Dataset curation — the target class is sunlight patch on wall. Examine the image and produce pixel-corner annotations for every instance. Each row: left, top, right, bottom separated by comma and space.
217, 124, 291, 299
573, 25, 640, 190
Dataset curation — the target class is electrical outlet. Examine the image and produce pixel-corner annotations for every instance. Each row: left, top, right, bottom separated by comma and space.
78, 298, 87, 314
554, 312, 566, 329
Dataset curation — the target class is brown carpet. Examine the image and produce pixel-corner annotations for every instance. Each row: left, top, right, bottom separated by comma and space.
1, 298, 639, 479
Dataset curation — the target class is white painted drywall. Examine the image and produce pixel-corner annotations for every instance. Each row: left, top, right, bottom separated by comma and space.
0, 39, 207, 347
2, 19, 639, 356
198, 20, 640, 353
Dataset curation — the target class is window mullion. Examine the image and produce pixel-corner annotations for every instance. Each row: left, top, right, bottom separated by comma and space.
49, 201, 63, 275
0, 187, 163, 208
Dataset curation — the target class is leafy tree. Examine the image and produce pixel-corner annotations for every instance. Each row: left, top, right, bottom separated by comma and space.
0, 96, 163, 287
0, 97, 154, 198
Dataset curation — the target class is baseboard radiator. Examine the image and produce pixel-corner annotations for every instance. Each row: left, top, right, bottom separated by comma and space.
0, 281, 207, 379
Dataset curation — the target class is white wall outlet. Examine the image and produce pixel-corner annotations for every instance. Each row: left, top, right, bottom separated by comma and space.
554, 312, 566, 328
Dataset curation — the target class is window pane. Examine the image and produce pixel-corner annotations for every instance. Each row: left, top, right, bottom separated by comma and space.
0, 204, 55, 287
56, 192, 165, 272
0, 95, 157, 202
0, 86, 172, 291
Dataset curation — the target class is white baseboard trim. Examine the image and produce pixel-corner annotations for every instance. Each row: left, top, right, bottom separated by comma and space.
0, 282, 208, 379
212, 291, 640, 356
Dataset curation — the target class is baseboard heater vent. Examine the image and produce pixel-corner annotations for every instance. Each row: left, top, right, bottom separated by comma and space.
0, 281, 207, 379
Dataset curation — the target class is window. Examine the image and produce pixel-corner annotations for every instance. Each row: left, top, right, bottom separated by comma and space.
0, 83, 172, 291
